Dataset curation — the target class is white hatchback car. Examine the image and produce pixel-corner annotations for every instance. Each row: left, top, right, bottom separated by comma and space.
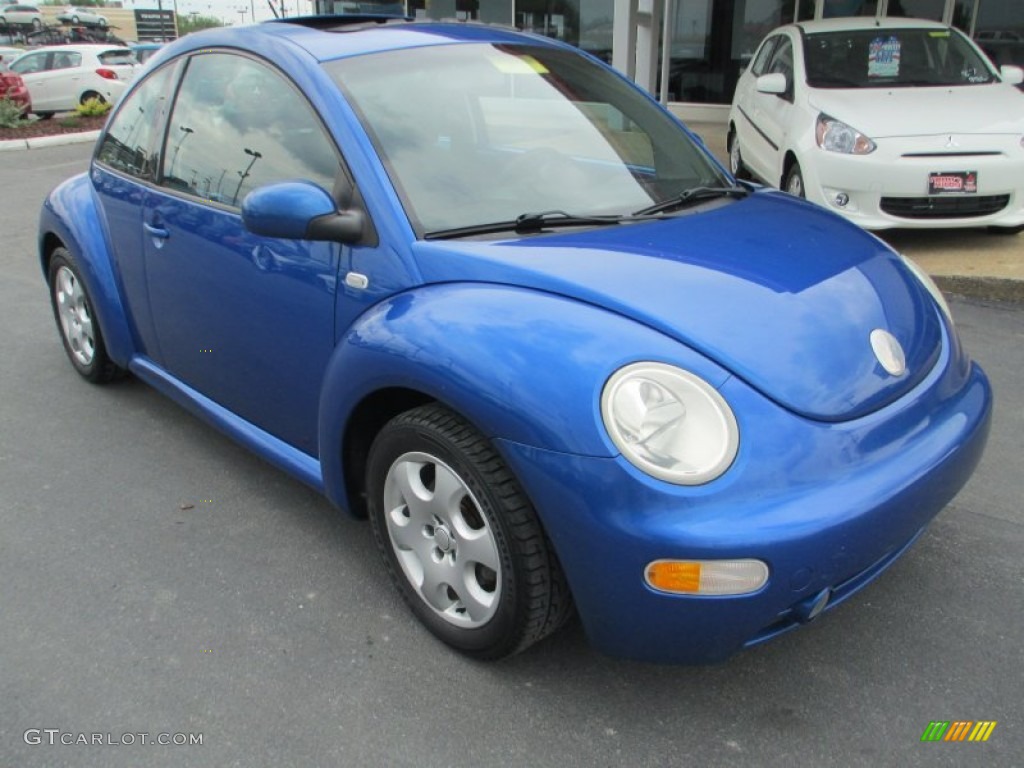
728, 18, 1024, 232
0, 4, 42, 28
8, 44, 135, 116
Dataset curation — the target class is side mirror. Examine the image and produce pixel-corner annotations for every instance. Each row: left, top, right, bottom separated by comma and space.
241, 181, 364, 244
1000, 65, 1024, 85
756, 72, 788, 95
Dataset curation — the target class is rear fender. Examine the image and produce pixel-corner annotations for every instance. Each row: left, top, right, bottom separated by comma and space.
39, 173, 136, 367
318, 283, 732, 511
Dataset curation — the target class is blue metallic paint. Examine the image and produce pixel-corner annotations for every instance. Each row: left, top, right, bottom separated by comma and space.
38, 20, 993, 664
411, 195, 943, 422
241, 181, 338, 239
497, 340, 990, 663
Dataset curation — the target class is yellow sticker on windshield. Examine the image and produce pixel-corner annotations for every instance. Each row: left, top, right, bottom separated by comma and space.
928, 31, 950, 37
490, 54, 549, 75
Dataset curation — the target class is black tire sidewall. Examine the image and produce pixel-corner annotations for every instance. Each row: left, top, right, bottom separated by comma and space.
367, 416, 526, 658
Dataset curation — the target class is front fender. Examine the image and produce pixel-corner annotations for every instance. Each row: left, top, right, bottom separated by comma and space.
39, 173, 135, 367
318, 283, 733, 510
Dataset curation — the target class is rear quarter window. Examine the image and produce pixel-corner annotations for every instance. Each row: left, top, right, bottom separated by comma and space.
99, 50, 135, 66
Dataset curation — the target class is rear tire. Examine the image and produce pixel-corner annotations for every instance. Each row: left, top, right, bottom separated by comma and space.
47, 249, 124, 384
367, 403, 572, 659
80, 91, 105, 105
727, 130, 751, 180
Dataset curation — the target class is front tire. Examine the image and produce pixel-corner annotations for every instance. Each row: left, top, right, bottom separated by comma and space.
784, 162, 805, 198
47, 249, 124, 383
367, 404, 571, 659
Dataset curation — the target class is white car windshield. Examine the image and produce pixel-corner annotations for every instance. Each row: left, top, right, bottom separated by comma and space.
804, 27, 996, 89
326, 43, 729, 236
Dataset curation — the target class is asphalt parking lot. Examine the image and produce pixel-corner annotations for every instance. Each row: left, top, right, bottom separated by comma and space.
1, 144, 1022, 767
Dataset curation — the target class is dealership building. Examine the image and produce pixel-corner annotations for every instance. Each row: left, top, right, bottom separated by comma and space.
314, 1, 1024, 118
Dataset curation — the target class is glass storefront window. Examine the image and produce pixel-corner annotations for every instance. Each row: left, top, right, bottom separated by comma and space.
407, 0, 513, 23
822, 0, 878, 18
514, 1, 614, 61
885, 0, 944, 21
663, 0, 800, 105
972, 0, 1024, 69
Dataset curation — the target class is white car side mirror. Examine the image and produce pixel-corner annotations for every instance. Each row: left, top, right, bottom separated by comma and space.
756, 72, 787, 95
1000, 65, 1024, 85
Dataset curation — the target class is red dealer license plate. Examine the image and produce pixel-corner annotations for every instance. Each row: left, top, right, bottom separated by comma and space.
928, 171, 977, 194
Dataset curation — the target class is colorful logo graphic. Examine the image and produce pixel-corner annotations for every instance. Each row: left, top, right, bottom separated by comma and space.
921, 721, 997, 742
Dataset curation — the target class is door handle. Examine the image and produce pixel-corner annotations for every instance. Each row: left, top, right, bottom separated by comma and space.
144, 222, 169, 239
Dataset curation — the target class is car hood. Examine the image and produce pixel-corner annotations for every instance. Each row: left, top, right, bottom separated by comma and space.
807, 82, 1024, 138
411, 192, 943, 422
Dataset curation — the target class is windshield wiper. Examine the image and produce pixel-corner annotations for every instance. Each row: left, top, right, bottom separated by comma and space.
424, 210, 625, 240
633, 185, 750, 216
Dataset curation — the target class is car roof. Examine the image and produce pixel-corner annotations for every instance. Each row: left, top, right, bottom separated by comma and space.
174, 16, 567, 64
794, 17, 950, 34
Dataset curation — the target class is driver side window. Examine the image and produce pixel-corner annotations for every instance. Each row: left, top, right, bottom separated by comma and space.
160, 53, 340, 207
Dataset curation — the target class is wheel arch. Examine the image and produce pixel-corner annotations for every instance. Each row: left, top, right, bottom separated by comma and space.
317, 283, 731, 517
781, 150, 800, 189
39, 175, 137, 368
341, 386, 435, 518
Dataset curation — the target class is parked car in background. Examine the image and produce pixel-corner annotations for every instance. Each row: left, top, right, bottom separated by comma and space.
129, 42, 162, 65
56, 6, 108, 27
0, 4, 41, 28
728, 18, 1024, 232
38, 17, 991, 664
0, 62, 30, 113
8, 43, 135, 116
0, 43, 23, 66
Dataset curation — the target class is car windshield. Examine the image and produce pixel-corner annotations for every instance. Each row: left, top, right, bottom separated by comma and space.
325, 43, 728, 236
804, 27, 996, 88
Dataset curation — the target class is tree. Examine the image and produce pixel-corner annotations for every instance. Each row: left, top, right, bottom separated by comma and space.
178, 14, 225, 35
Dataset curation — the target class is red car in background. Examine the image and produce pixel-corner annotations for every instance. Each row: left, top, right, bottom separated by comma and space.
1, 65, 30, 114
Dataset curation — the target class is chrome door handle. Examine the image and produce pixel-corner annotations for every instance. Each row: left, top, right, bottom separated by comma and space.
144, 222, 169, 239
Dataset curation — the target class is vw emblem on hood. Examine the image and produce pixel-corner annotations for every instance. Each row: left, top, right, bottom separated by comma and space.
870, 329, 906, 376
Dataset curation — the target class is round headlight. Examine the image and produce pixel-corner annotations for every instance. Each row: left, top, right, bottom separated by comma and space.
601, 362, 739, 485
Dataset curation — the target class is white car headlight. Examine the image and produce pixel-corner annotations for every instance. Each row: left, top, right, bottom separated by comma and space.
815, 114, 876, 155
900, 253, 952, 323
601, 362, 739, 485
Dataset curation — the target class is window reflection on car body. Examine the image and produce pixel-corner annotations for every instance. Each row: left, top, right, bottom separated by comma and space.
632, 185, 750, 217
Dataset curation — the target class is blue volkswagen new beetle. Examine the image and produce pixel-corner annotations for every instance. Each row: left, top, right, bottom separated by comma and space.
40, 16, 992, 663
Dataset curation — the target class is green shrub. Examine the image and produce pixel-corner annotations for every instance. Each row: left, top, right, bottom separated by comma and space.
0, 97, 24, 129
59, 116, 81, 128
76, 98, 112, 118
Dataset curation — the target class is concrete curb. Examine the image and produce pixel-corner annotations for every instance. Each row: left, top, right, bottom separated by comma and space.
935, 275, 1024, 304
0, 129, 100, 152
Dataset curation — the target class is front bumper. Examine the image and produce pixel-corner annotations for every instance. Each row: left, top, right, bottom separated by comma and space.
805, 133, 1024, 230
498, 329, 991, 664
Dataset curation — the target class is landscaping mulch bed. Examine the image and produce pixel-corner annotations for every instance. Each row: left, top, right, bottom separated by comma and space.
0, 114, 107, 141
